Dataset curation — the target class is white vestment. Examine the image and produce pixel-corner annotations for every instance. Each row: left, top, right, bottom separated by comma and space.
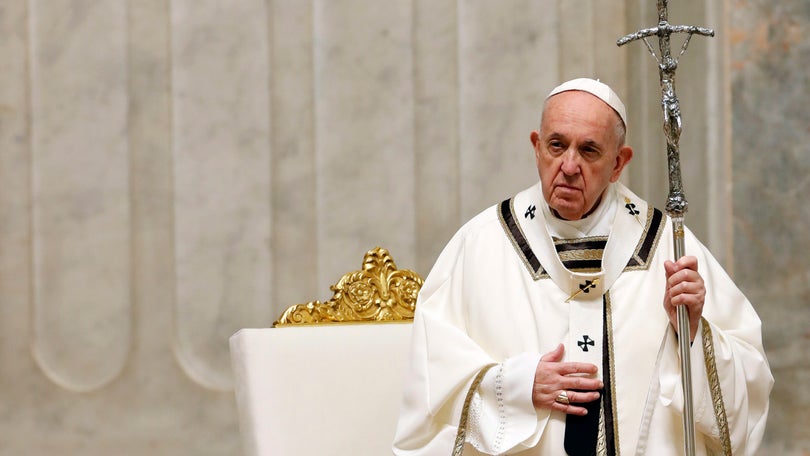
393, 182, 772, 456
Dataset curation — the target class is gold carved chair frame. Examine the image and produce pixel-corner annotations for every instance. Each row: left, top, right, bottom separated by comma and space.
273, 247, 424, 327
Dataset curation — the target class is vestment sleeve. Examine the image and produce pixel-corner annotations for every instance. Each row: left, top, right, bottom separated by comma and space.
658, 231, 773, 455
392, 231, 546, 455
466, 352, 544, 454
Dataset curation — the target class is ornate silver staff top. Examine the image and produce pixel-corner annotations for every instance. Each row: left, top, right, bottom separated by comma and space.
617, 2, 714, 456
617, 0, 713, 218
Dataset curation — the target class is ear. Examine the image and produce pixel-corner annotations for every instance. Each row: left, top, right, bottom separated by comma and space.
530, 130, 541, 161
609, 145, 633, 182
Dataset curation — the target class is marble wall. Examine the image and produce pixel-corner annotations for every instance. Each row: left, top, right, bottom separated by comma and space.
729, 0, 810, 453
0, 0, 801, 454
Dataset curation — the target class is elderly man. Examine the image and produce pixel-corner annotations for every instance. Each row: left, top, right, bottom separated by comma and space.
393, 78, 772, 455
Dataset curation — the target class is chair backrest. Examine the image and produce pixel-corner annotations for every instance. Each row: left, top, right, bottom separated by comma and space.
230, 248, 423, 456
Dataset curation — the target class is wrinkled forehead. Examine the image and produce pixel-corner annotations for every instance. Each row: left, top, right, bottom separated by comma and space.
545, 78, 627, 129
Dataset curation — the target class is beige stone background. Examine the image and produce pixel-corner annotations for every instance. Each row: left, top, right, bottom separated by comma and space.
0, 0, 805, 454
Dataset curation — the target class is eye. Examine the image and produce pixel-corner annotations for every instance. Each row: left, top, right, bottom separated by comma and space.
548, 140, 565, 155
580, 146, 602, 161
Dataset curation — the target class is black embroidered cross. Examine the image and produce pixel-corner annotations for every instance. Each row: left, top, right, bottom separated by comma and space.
578, 335, 595, 352
524, 205, 536, 219
624, 196, 643, 226
565, 278, 601, 303
579, 280, 596, 294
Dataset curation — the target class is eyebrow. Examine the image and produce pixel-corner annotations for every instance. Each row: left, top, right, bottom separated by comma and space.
544, 133, 606, 151
580, 139, 603, 150
547, 135, 603, 148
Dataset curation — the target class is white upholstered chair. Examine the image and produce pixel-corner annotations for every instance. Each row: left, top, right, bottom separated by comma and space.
229, 247, 423, 456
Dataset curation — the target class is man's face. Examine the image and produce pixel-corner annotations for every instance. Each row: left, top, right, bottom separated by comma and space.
531, 91, 633, 221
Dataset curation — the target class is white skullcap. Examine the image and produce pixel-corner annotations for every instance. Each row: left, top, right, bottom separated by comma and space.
546, 78, 627, 129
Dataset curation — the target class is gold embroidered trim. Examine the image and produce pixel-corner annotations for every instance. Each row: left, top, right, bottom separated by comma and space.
605, 293, 622, 455
553, 235, 610, 245
558, 248, 605, 262
497, 198, 545, 280
498, 198, 666, 281
701, 318, 732, 455
624, 207, 665, 272
452, 363, 498, 456
597, 404, 607, 456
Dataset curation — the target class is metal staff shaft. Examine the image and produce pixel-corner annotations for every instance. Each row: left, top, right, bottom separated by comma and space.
671, 216, 694, 456
617, 2, 714, 455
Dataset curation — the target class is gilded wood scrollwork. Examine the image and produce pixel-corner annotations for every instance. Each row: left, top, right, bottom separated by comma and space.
273, 247, 423, 326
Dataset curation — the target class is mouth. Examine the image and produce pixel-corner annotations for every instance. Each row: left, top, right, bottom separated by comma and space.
554, 183, 582, 193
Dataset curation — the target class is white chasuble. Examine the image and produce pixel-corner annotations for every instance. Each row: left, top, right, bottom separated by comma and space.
393, 182, 773, 456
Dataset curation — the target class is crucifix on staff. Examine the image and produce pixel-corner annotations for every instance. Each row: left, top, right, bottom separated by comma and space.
619, 2, 715, 454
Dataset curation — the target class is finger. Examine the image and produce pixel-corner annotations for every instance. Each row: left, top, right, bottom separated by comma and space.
551, 402, 589, 416
670, 279, 697, 297
557, 362, 599, 376
670, 276, 705, 300
670, 292, 694, 307
563, 390, 601, 404
675, 255, 698, 272
666, 257, 699, 279
672, 293, 705, 311
669, 286, 695, 306
562, 376, 604, 392
663, 260, 678, 280
540, 343, 565, 362
668, 268, 699, 289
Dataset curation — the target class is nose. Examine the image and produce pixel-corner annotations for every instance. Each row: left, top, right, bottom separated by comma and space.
560, 148, 580, 176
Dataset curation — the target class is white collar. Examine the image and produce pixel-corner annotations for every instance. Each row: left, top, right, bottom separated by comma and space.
508, 181, 649, 292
